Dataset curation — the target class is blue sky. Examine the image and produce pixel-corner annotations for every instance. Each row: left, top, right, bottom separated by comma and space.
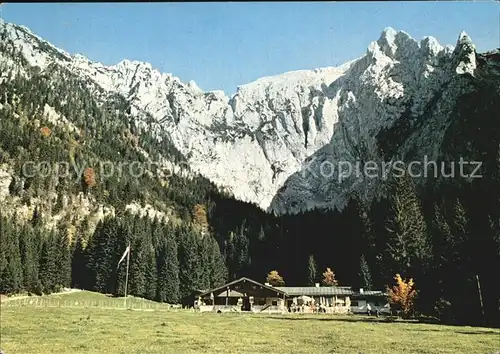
1, 2, 498, 94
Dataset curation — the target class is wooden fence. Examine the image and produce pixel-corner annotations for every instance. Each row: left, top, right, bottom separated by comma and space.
1, 297, 183, 311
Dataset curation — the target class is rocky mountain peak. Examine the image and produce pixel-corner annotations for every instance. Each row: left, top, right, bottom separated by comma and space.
375, 27, 414, 57
454, 31, 477, 76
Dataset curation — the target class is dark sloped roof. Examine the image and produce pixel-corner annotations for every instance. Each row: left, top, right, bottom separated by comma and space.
198, 277, 287, 298
275, 286, 354, 296
195, 277, 387, 299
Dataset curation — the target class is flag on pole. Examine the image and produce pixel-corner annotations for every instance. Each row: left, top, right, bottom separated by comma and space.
117, 244, 130, 268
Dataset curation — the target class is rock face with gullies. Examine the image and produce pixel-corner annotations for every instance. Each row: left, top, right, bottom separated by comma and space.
1, 20, 494, 215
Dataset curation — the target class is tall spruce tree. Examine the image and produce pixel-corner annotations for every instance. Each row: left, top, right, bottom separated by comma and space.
71, 234, 88, 289
307, 254, 318, 285
359, 254, 373, 290
177, 226, 200, 300
19, 223, 41, 294
156, 231, 180, 303
385, 173, 432, 278
87, 217, 118, 294
114, 218, 131, 296
226, 222, 250, 280
129, 234, 147, 297
138, 218, 157, 300
144, 245, 158, 300
207, 236, 228, 288
197, 235, 211, 291
39, 230, 57, 293
0, 216, 23, 294
55, 227, 72, 289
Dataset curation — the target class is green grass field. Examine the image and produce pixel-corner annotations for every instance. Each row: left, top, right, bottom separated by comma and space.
1, 291, 499, 354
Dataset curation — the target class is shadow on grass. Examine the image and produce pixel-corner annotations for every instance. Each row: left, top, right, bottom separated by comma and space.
265, 316, 500, 335
265, 316, 417, 325
453, 330, 500, 336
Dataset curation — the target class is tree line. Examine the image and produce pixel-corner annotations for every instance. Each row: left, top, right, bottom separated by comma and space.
0, 212, 227, 304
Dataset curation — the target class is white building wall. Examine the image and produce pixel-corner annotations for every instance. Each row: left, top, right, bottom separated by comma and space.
351, 300, 390, 314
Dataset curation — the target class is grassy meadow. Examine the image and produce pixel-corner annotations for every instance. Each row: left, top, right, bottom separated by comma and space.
1, 291, 499, 354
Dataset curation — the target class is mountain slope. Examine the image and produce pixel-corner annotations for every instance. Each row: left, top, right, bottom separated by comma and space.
0, 20, 496, 216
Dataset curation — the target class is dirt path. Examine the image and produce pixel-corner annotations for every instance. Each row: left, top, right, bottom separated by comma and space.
0, 288, 82, 303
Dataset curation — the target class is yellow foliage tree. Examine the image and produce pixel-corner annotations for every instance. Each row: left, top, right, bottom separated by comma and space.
266, 270, 285, 286
386, 274, 417, 318
321, 267, 338, 286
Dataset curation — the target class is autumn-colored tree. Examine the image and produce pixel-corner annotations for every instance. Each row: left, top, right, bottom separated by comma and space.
321, 267, 338, 286
266, 270, 285, 286
192, 204, 209, 233
83, 167, 96, 189
386, 273, 417, 318
40, 126, 52, 137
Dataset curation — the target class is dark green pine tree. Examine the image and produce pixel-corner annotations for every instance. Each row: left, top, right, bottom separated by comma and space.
307, 254, 318, 286
491, 145, 500, 256
128, 228, 147, 298
31, 206, 42, 228
236, 224, 251, 277
156, 231, 180, 303
71, 234, 88, 290
39, 230, 57, 294
144, 244, 158, 301
432, 199, 478, 324
0, 215, 23, 294
434, 199, 470, 272
488, 215, 500, 262
114, 218, 131, 296
433, 203, 452, 267
451, 200, 469, 264
385, 172, 432, 277
137, 219, 157, 300
197, 235, 211, 292
207, 236, 227, 288
18, 224, 41, 294
55, 227, 72, 289
226, 223, 250, 280
87, 217, 118, 294
257, 226, 266, 241
224, 232, 236, 279
357, 198, 377, 263
0, 214, 9, 292
358, 254, 373, 290
177, 226, 200, 300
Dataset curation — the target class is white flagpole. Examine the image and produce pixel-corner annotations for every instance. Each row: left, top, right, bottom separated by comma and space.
124, 242, 130, 308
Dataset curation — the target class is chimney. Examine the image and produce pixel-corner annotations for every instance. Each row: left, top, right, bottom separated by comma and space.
315, 283, 320, 288
359, 288, 364, 294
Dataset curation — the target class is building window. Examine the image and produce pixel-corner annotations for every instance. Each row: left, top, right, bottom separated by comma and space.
374, 301, 380, 306
351, 301, 359, 306
272, 300, 278, 306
